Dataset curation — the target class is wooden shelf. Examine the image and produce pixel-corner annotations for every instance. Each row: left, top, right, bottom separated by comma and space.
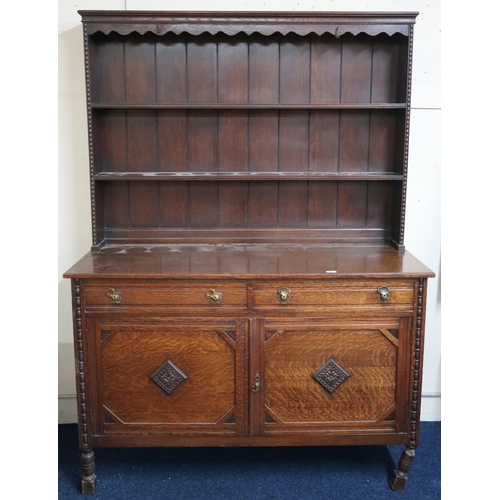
91, 103, 407, 110
94, 172, 405, 181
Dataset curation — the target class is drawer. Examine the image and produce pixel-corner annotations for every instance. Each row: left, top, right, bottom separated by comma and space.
252, 280, 415, 311
83, 280, 247, 310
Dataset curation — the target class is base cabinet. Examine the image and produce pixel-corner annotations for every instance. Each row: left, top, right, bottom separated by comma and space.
70, 275, 428, 493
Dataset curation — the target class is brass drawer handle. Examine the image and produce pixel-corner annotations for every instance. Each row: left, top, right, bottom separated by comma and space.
105, 288, 122, 304
377, 286, 390, 303
205, 289, 222, 304
277, 287, 291, 304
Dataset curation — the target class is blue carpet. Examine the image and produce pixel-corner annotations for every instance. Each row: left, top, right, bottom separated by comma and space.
58, 422, 440, 499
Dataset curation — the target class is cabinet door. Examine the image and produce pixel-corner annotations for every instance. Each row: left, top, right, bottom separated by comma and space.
88, 316, 247, 436
252, 318, 410, 436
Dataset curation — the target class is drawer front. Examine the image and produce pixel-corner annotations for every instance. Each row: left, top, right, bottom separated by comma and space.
252, 280, 415, 312
83, 280, 247, 310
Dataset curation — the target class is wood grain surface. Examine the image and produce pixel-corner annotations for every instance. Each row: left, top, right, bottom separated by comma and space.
65, 245, 434, 279
264, 324, 398, 425
95, 319, 241, 432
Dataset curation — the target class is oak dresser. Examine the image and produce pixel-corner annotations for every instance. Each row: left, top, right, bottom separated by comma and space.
64, 10, 434, 494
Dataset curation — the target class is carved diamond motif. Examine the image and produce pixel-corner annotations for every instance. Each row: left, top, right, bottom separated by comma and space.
150, 360, 188, 395
312, 358, 350, 394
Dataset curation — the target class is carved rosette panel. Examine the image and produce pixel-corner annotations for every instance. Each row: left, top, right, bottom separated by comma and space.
150, 360, 188, 395
312, 358, 350, 394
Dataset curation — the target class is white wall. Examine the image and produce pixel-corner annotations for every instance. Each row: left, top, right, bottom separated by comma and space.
58, 0, 441, 422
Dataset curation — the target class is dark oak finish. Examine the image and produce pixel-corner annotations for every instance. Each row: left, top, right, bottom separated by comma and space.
64, 11, 433, 495
85, 13, 412, 250
95, 318, 243, 433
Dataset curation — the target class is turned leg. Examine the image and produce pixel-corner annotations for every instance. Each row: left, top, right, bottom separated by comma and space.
389, 446, 415, 491
81, 450, 97, 495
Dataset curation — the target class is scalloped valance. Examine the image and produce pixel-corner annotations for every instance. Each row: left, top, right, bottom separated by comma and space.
79, 10, 417, 38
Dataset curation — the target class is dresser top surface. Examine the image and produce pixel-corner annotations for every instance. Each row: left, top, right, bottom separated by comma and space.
64, 244, 433, 280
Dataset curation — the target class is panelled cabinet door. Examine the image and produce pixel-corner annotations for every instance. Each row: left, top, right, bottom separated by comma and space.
257, 318, 411, 435
88, 316, 247, 436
